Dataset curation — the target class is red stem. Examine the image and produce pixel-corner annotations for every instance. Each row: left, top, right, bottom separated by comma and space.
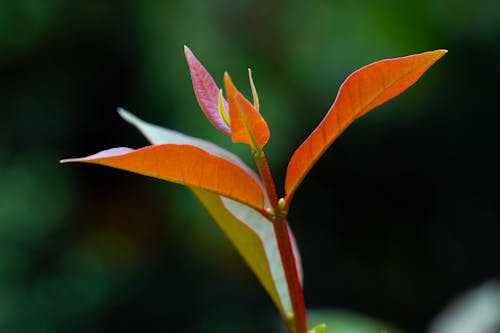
254, 151, 307, 333
273, 214, 307, 333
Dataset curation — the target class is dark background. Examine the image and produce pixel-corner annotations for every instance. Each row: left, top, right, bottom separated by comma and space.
1, 0, 499, 332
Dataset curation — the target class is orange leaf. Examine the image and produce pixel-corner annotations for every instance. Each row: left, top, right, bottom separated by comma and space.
285, 49, 447, 203
62, 144, 265, 210
224, 72, 270, 150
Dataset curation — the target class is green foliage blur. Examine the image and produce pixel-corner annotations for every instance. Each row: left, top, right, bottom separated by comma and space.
1, 0, 499, 332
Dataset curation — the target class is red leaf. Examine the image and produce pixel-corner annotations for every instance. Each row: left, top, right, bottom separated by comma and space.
62, 144, 265, 210
285, 49, 447, 204
184, 46, 231, 135
224, 72, 270, 150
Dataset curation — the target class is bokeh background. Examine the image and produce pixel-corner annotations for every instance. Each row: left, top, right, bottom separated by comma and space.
1, 0, 499, 332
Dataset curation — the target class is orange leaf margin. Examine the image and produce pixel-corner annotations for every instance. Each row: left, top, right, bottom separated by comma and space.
224, 72, 270, 150
62, 144, 265, 211
285, 49, 447, 205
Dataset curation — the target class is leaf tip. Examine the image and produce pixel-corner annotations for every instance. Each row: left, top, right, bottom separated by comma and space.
59, 157, 79, 164
117, 107, 138, 127
435, 48, 448, 58
183, 45, 197, 67
116, 106, 127, 118
224, 72, 235, 94
61, 147, 135, 164
248, 68, 260, 111
426, 49, 448, 63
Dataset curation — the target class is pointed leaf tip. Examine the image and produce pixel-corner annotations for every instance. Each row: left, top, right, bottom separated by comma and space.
184, 46, 231, 135
248, 68, 260, 111
64, 144, 265, 210
61, 147, 134, 164
285, 49, 447, 205
117, 106, 126, 116
224, 72, 270, 150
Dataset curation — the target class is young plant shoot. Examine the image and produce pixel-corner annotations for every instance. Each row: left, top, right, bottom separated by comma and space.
62, 46, 446, 333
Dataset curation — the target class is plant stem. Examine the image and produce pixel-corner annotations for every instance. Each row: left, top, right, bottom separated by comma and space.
253, 150, 308, 333
273, 214, 307, 333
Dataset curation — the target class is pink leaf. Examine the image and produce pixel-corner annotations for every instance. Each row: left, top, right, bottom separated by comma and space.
184, 46, 231, 135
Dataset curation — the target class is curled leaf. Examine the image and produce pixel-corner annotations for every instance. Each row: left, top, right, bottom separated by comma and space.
248, 68, 260, 111
285, 49, 447, 205
218, 89, 231, 127
184, 46, 231, 135
224, 72, 270, 150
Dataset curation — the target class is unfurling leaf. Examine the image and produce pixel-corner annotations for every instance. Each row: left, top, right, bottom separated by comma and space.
62, 144, 265, 211
218, 89, 231, 127
224, 72, 270, 150
248, 68, 260, 111
184, 46, 231, 135
285, 49, 447, 205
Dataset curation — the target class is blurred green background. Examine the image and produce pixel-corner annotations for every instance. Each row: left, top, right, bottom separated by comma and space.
1, 0, 499, 332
